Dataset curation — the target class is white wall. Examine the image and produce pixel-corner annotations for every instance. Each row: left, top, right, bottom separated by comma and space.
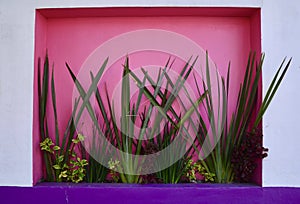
0, 0, 299, 186
0, 1, 35, 186
262, 1, 300, 186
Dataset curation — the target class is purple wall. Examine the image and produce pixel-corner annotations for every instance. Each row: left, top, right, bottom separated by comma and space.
1, 184, 300, 204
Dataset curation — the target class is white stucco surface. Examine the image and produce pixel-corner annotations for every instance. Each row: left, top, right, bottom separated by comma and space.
261, 1, 300, 186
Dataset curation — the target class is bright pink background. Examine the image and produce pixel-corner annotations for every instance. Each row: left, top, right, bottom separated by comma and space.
33, 7, 261, 185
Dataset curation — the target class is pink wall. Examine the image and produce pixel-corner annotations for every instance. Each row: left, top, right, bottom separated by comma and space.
250, 9, 263, 185
33, 11, 47, 184
33, 7, 261, 184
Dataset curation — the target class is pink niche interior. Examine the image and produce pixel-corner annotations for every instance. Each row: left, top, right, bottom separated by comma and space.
33, 7, 261, 185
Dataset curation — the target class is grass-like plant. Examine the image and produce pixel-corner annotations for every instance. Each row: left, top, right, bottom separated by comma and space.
38, 54, 89, 182
66, 57, 143, 183
82, 125, 110, 183
195, 52, 291, 183
67, 56, 206, 183
39, 50, 290, 184
130, 58, 207, 183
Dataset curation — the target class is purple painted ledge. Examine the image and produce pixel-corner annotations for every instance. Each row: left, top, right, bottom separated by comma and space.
1, 183, 300, 204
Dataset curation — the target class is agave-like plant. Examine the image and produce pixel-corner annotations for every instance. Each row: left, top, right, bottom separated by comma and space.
41, 50, 290, 184
194, 52, 291, 183
128, 57, 208, 183
82, 124, 110, 183
38, 54, 89, 182
67, 55, 207, 183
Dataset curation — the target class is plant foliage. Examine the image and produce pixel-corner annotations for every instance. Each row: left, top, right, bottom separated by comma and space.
39, 52, 291, 184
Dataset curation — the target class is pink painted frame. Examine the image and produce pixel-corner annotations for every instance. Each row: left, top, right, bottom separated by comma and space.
33, 7, 261, 185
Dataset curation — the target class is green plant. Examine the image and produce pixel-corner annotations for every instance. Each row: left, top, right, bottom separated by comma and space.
66, 56, 206, 183
108, 159, 120, 182
154, 123, 191, 184
38, 54, 91, 183
184, 159, 215, 183
128, 57, 207, 183
66, 57, 143, 183
40, 134, 88, 183
195, 52, 291, 183
82, 125, 110, 183
38, 54, 74, 181
40, 50, 290, 184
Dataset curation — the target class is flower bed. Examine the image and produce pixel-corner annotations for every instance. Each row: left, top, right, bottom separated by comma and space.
34, 7, 289, 186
